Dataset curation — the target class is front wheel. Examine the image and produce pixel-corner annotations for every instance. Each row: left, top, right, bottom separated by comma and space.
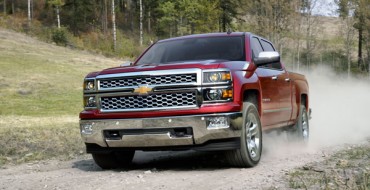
226, 102, 262, 167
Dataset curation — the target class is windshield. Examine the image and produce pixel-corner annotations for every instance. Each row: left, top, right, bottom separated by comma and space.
136, 36, 245, 65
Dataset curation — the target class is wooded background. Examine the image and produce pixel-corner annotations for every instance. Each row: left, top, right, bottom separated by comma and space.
0, 0, 369, 77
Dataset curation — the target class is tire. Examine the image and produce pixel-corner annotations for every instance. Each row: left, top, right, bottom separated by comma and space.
226, 102, 262, 167
92, 151, 135, 169
288, 105, 309, 143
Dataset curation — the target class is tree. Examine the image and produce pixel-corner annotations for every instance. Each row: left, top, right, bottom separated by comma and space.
27, 0, 32, 26
243, 0, 295, 52
290, 1, 304, 71
218, 0, 238, 32
112, 0, 117, 52
179, 0, 219, 34
48, 0, 65, 28
157, 1, 177, 37
3, 0, 6, 15
353, 0, 370, 71
336, 0, 356, 77
301, 0, 322, 69
337, 0, 370, 74
62, 0, 97, 35
156, 0, 221, 37
142, 0, 160, 34
139, 0, 143, 46
101, 0, 108, 35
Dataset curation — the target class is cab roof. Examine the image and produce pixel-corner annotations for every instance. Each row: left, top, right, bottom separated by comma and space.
158, 32, 252, 43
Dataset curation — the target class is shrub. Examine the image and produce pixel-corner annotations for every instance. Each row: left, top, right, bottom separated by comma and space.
52, 27, 68, 46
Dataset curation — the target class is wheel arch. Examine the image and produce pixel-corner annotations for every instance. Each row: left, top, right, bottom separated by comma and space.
242, 89, 261, 116
294, 79, 309, 110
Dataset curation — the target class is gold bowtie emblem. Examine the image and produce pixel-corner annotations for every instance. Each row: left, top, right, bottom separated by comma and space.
134, 86, 152, 94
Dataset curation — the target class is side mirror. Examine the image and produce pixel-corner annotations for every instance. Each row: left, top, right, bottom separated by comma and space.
120, 61, 133, 67
253, 51, 280, 67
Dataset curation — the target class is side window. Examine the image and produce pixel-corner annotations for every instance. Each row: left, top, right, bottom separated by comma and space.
250, 37, 263, 58
260, 40, 275, 51
260, 39, 282, 70
270, 61, 283, 70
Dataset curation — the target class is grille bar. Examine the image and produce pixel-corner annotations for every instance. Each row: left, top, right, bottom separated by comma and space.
99, 74, 196, 90
100, 91, 197, 112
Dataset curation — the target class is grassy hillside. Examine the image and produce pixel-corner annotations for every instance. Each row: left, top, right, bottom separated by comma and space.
0, 29, 122, 116
0, 28, 122, 165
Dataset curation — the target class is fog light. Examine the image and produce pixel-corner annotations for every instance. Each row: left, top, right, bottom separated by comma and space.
87, 97, 96, 106
207, 117, 230, 129
81, 123, 94, 135
84, 96, 97, 108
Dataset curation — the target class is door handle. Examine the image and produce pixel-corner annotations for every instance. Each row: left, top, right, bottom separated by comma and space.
285, 78, 291, 82
272, 76, 278, 80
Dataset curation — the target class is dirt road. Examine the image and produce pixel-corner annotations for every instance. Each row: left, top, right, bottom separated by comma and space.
0, 142, 333, 190
1, 67, 369, 190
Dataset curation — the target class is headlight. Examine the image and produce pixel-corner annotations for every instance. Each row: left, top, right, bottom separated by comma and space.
203, 71, 231, 84
84, 96, 97, 108
83, 79, 95, 91
203, 88, 233, 102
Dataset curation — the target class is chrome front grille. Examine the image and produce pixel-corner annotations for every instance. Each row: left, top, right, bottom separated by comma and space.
99, 74, 196, 89
100, 91, 197, 112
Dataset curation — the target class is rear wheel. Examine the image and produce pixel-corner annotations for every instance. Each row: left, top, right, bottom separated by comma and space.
226, 102, 262, 167
288, 105, 309, 143
92, 151, 135, 169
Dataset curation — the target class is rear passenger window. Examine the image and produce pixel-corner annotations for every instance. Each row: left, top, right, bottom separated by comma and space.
261, 40, 275, 51
250, 37, 263, 58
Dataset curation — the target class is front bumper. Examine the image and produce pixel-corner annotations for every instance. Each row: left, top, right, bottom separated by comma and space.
80, 112, 242, 151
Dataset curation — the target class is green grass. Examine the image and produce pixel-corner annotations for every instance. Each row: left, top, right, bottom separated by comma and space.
0, 28, 122, 165
0, 29, 121, 116
0, 116, 84, 165
287, 142, 370, 190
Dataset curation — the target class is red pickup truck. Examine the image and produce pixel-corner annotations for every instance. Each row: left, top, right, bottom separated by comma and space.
80, 32, 310, 169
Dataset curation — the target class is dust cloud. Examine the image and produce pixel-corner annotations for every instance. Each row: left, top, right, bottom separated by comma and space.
262, 66, 370, 160
307, 66, 370, 147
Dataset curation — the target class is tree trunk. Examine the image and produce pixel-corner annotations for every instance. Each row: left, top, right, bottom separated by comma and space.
112, 0, 117, 52
31, 0, 33, 21
148, 11, 151, 34
72, 0, 76, 35
222, 11, 226, 32
56, 5, 61, 29
3, 0, 6, 15
306, 11, 311, 69
139, 0, 143, 46
358, 28, 363, 69
347, 50, 351, 78
11, 0, 14, 14
102, 0, 108, 35
27, 0, 31, 26
346, 19, 351, 78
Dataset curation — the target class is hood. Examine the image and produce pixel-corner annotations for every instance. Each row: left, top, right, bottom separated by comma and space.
87, 60, 221, 78
86, 60, 252, 78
